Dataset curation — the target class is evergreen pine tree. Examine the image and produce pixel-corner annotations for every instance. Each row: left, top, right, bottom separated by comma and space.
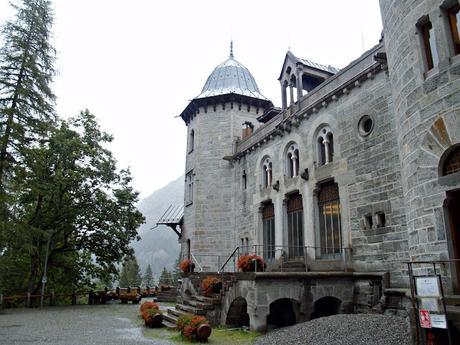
128, 255, 142, 286
119, 253, 142, 287
0, 0, 56, 190
119, 264, 129, 288
143, 264, 154, 287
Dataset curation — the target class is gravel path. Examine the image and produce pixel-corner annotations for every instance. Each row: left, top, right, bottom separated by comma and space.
254, 314, 412, 345
0, 302, 173, 345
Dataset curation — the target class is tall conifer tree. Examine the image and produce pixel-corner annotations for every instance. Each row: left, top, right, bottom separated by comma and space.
0, 0, 56, 191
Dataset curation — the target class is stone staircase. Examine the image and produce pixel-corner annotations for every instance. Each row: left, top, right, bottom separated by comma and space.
162, 294, 221, 328
161, 275, 237, 329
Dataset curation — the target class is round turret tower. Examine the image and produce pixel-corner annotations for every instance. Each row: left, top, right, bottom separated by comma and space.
380, 0, 460, 290
179, 44, 273, 270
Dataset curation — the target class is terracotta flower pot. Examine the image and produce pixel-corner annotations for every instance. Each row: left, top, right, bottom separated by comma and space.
196, 323, 212, 341
145, 313, 163, 328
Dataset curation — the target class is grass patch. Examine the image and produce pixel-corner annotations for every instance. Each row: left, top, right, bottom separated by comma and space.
142, 325, 260, 344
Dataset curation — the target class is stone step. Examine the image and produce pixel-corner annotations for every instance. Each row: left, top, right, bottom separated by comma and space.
163, 312, 178, 324
193, 295, 221, 305
162, 319, 177, 329
184, 299, 214, 310
176, 303, 206, 315
283, 260, 306, 267
281, 261, 306, 272
168, 308, 189, 318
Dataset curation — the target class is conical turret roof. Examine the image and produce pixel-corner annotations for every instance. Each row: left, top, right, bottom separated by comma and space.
195, 55, 268, 100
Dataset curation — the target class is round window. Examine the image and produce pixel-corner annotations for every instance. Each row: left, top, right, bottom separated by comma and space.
358, 115, 374, 137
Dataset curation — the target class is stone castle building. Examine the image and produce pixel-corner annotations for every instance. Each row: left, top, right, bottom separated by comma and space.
168, 0, 460, 334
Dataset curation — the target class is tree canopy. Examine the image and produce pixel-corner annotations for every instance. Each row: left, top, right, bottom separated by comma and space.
0, 0, 145, 297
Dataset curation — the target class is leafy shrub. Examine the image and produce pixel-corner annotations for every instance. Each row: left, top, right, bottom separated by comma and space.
179, 259, 195, 272
237, 254, 266, 272
177, 314, 211, 341
201, 277, 221, 296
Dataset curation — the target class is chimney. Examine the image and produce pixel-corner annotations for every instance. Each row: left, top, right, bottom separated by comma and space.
242, 121, 254, 139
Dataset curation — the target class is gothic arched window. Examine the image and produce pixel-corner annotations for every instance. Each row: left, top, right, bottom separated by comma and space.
317, 126, 333, 166
262, 157, 273, 188
286, 144, 299, 178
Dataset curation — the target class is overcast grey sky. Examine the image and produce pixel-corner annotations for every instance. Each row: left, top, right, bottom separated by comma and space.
0, 0, 383, 198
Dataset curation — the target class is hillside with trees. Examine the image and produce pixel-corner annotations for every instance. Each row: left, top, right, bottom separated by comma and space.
132, 176, 183, 279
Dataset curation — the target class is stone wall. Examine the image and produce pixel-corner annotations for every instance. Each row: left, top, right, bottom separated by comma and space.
233, 61, 409, 286
183, 103, 262, 270
380, 0, 460, 291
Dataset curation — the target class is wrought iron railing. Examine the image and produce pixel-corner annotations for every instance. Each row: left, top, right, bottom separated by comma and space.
219, 244, 352, 273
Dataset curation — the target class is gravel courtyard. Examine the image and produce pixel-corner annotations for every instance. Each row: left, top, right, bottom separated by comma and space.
254, 314, 412, 345
0, 303, 173, 345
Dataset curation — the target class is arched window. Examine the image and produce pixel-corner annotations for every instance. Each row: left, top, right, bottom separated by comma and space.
286, 144, 299, 178
442, 146, 460, 176
262, 157, 273, 187
317, 126, 333, 166
188, 129, 195, 153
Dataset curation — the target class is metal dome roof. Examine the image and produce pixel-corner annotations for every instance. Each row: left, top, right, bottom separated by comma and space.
195, 52, 268, 101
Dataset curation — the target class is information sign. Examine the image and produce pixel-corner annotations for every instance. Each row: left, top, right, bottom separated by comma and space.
430, 314, 447, 329
415, 276, 441, 297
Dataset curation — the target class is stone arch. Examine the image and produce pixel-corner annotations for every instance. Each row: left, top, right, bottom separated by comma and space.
225, 297, 250, 327
420, 112, 460, 168
266, 298, 299, 329
310, 296, 342, 320
439, 144, 460, 176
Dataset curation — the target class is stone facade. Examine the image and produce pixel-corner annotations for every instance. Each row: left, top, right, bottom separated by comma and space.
177, 0, 460, 332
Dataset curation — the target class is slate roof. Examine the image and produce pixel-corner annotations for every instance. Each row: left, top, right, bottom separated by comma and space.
195, 56, 269, 101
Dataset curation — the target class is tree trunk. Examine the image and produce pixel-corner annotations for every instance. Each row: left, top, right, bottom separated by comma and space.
27, 252, 39, 294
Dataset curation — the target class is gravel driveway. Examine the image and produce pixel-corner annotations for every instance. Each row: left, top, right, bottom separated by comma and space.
0, 302, 173, 345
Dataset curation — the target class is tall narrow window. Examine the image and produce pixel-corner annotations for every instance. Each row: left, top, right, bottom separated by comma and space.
448, 4, 460, 55
317, 126, 333, 166
186, 171, 194, 204
189, 129, 195, 153
287, 193, 304, 259
286, 144, 299, 178
326, 132, 334, 163
420, 20, 439, 70
262, 202, 275, 260
262, 158, 273, 187
242, 170, 247, 190
318, 181, 342, 257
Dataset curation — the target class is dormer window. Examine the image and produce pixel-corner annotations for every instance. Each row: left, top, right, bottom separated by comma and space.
286, 144, 299, 178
